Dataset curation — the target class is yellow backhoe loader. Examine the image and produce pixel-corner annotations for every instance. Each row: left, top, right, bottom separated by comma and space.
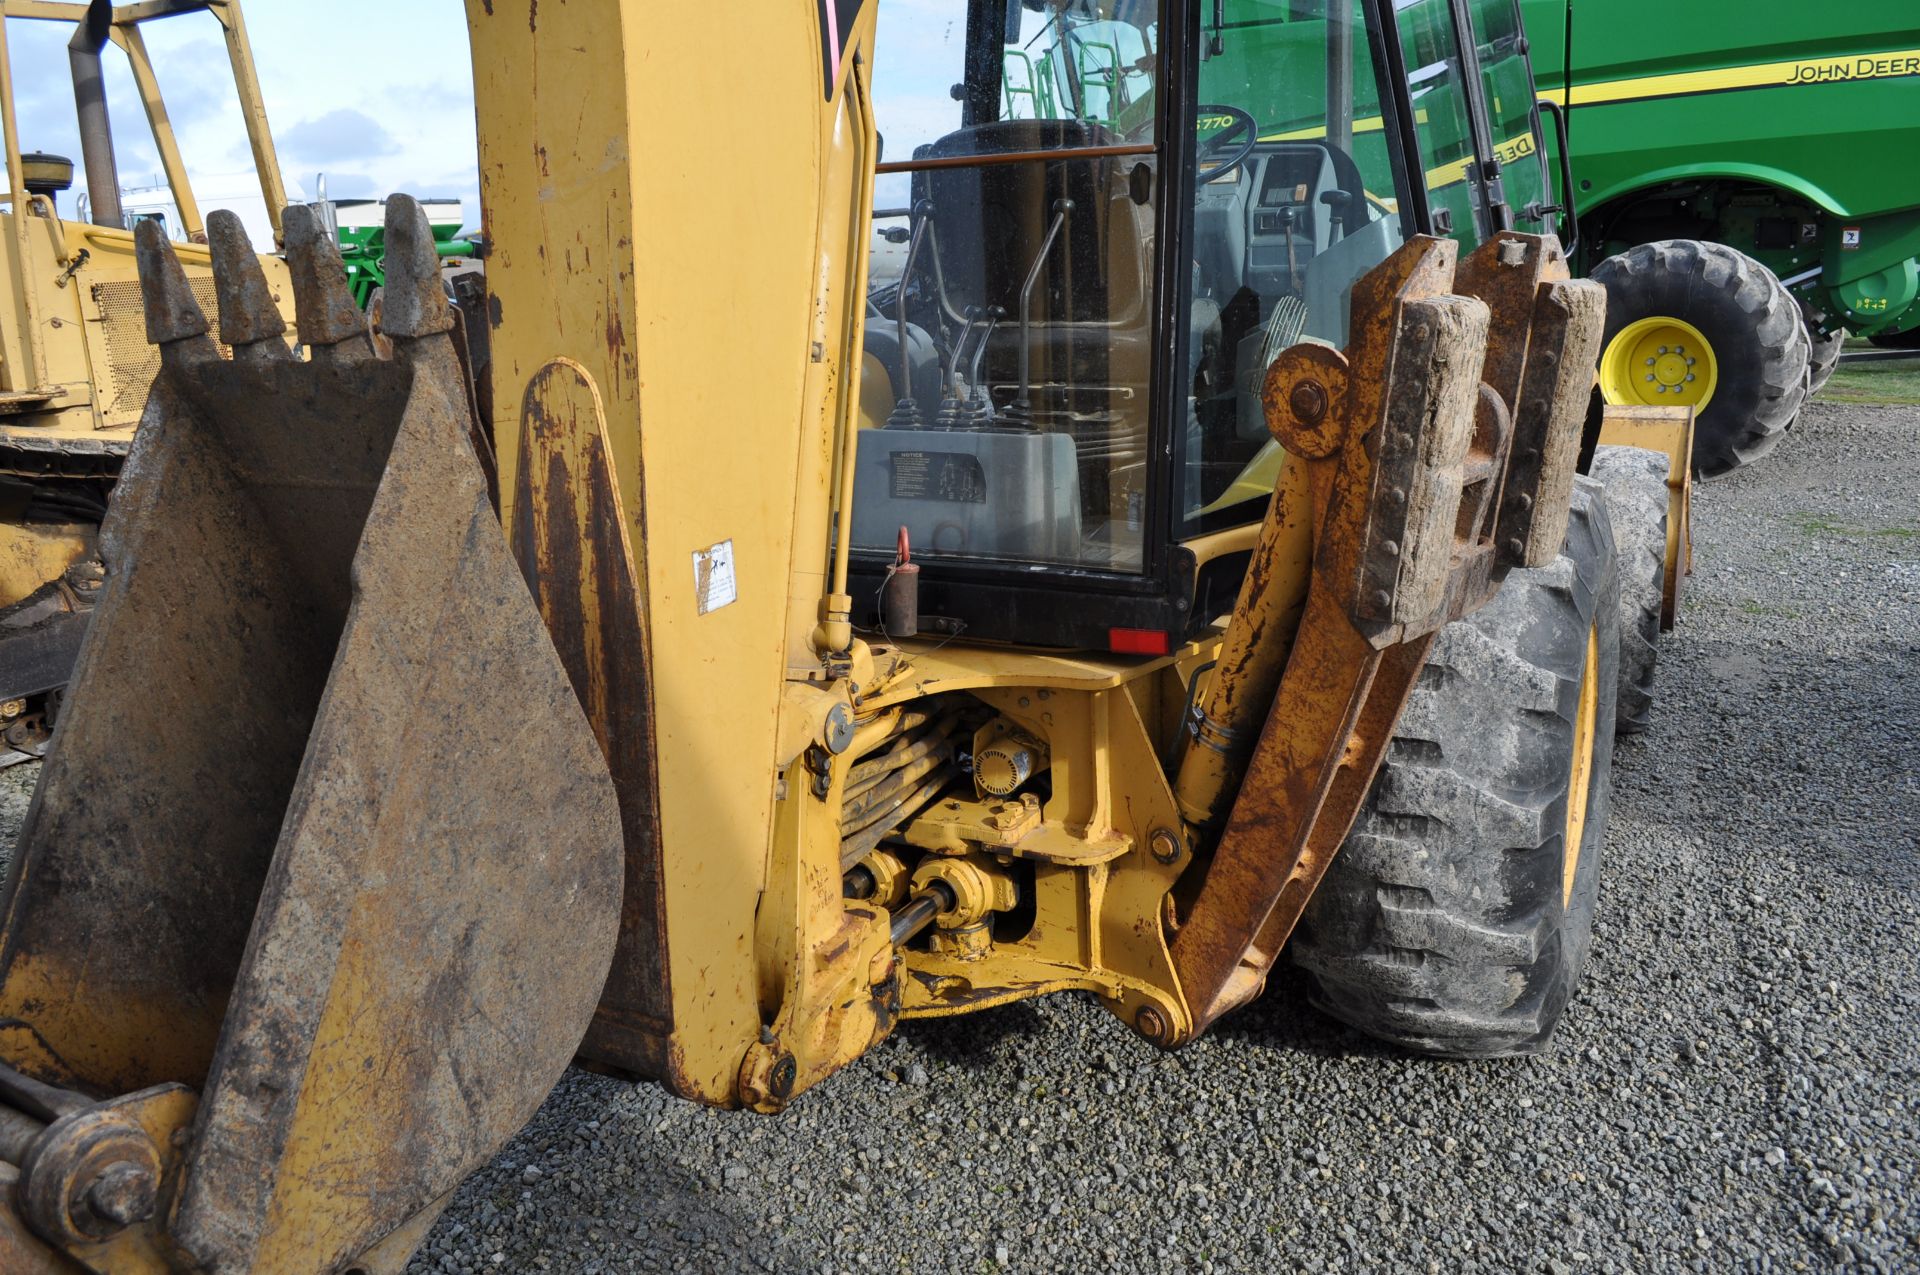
0, 0, 293, 765
0, 1, 1693, 1270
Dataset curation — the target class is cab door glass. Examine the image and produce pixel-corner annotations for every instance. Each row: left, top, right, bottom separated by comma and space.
1469, 0, 1553, 227
862, 1, 1163, 575
1394, 0, 1486, 247
1180, 0, 1417, 528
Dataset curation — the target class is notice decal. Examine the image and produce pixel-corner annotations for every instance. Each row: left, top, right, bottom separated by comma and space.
693, 540, 738, 616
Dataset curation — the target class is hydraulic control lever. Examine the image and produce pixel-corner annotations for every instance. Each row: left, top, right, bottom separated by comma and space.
1006, 198, 1073, 427
936, 305, 1003, 429
887, 199, 935, 429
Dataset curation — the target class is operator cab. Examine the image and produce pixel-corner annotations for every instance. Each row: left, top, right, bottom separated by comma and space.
850, 0, 1556, 651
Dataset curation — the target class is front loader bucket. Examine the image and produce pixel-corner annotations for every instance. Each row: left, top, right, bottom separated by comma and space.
0, 203, 622, 1273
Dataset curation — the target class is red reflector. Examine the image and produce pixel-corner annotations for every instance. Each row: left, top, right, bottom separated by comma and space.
1108, 627, 1170, 656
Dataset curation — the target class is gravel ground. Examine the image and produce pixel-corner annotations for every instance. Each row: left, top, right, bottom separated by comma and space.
4, 401, 1917, 1273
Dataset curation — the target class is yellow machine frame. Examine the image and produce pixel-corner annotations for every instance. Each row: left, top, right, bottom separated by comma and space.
471, 2, 1603, 1107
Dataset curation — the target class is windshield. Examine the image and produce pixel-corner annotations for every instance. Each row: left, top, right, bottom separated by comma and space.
858, 0, 1163, 574
858, 0, 1431, 569
1179, 0, 1416, 527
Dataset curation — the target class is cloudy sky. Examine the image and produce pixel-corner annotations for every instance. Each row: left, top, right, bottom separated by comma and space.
7, 4, 480, 229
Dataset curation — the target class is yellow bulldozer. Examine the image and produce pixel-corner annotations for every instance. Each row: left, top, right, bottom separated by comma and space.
0, 1, 1694, 1270
0, 0, 294, 765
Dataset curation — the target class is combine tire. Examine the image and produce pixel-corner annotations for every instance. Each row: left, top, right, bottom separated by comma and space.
1588, 445, 1669, 733
1592, 240, 1809, 479
1807, 326, 1844, 394
1291, 479, 1619, 1057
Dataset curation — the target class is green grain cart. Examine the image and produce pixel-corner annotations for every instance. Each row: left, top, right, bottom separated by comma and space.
1523, 1, 1920, 474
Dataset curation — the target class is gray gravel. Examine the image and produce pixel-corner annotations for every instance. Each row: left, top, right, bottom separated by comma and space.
5, 402, 1918, 1274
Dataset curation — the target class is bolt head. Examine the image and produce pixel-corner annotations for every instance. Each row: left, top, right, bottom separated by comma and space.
768, 1054, 798, 1099
1148, 828, 1181, 865
1288, 379, 1328, 425
1134, 1006, 1170, 1044
83, 1164, 156, 1230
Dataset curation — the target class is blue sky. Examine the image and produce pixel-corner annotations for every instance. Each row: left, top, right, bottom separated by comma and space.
6, 4, 480, 229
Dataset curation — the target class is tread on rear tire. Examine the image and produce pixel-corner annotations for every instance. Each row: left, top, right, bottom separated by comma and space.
1589, 445, 1669, 733
1290, 479, 1619, 1058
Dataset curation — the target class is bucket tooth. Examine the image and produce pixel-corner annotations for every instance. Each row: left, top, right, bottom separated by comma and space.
281, 203, 369, 360
206, 209, 290, 360
135, 220, 215, 360
379, 194, 455, 339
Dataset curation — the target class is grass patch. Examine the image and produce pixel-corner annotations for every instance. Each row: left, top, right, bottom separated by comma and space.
1819, 357, 1920, 406
1791, 511, 1920, 540
1739, 600, 1800, 619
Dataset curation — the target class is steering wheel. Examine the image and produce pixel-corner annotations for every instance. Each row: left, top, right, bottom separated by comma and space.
1194, 104, 1258, 185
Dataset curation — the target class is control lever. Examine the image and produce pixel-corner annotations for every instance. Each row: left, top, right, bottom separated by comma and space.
937, 306, 1003, 429
887, 199, 936, 429
937, 307, 987, 430
965, 306, 1004, 415
1006, 198, 1073, 428
1280, 205, 1301, 288
1319, 188, 1353, 242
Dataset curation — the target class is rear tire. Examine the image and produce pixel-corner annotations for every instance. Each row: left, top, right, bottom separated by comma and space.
1591, 240, 1809, 479
1291, 480, 1619, 1057
1588, 445, 1669, 733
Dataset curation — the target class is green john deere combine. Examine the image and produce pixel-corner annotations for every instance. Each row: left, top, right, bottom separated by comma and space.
1523, 0, 1920, 474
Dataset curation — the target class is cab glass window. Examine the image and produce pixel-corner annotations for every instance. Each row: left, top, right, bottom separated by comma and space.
1179, 0, 1417, 527
861, 1, 1163, 574
1394, 0, 1484, 247
1468, 0, 1552, 228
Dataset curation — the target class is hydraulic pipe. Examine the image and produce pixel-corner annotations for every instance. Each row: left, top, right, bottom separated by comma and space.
1171, 448, 1317, 832
889, 878, 958, 946
69, 0, 122, 229
0, 1105, 45, 1166
845, 712, 963, 795
842, 752, 951, 834
839, 763, 956, 871
0, 1061, 88, 1124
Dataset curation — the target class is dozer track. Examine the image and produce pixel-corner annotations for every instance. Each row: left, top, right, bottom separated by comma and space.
0, 201, 623, 1273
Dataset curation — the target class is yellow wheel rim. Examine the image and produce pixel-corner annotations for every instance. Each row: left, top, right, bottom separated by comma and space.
1562, 625, 1600, 908
1599, 316, 1718, 411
